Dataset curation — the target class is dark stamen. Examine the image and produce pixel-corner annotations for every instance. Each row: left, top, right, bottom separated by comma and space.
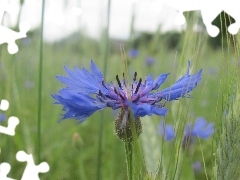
151, 96, 162, 105
135, 78, 142, 94
152, 83, 158, 90
158, 97, 162, 102
114, 87, 124, 99
133, 72, 137, 81
119, 93, 125, 100
116, 74, 122, 88
151, 100, 156, 105
114, 87, 118, 95
161, 102, 166, 107
102, 79, 108, 90
97, 90, 105, 102
105, 95, 117, 100
98, 97, 104, 102
122, 73, 126, 86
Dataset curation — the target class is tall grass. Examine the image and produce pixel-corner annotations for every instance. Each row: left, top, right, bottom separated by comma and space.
37, 0, 45, 164
213, 13, 240, 179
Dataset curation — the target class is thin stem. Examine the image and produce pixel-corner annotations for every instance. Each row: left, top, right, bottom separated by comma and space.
103, 0, 111, 72
96, 0, 111, 179
96, 112, 104, 180
37, 0, 45, 163
129, 2, 136, 47
125, 141, 133, 180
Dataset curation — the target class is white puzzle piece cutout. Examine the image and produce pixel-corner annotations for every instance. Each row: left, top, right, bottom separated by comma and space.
0, 99, 9, 111
0, 0, 17, 21
0, 99, 19, 136
0, 162, 16, 180
0, 116, 19, 136
0, 0, 29, 54
162, 0, 240, 37
0, 22, 30, 54
16, 151, 50, 180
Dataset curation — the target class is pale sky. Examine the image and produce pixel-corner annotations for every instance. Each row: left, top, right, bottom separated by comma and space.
3, 0, 239, 42
16, 0, 182, 42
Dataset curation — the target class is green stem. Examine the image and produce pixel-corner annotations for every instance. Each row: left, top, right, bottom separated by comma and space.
96, 112, 104, 180
103, 0, 111, 71
125, 142, 133, 180
37, 0, 45, 163
96, 0, 111, 179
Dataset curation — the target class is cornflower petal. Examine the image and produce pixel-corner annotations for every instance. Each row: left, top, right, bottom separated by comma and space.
159, 64, 202, 101
145, 74, 153, 83
128, 102, 168, 118
56, 61, 103, 94
90, 59, 104, 81
52, 90, 106, 123
152, 73, 169, 90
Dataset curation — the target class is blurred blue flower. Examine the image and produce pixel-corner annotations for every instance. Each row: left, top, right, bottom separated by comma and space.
0, 113, 6, 122
145, 56, 155, 66
128, 49, 139, 58
158, 120, 175, 140
53, 60, 202, 127
192, 161, 202, 172
159, 117, 214, 144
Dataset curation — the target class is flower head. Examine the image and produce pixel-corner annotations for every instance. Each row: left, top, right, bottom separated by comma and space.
53, 60, 202, 140
159, 117, 214, 145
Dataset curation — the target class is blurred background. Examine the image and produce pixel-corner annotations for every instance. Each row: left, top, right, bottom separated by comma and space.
0, 0, 239, 179
2, 0, 184, 41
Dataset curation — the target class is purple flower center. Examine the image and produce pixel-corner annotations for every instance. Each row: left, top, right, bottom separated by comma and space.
97, 72, 163, 112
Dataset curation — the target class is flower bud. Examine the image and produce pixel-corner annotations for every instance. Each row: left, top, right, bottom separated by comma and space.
72, 132, 83, 150
115, 108, 142, 142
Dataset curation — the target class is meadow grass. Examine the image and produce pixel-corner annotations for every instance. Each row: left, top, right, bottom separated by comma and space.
0, 10, 240, 180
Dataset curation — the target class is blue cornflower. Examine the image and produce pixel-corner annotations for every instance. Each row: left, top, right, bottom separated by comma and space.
192, 161, 202, 172
145, 56, 155, 66
0, 113, 6, 122
128, 49, 139, 58
53, 60, 202, 140
159, 117, 214, 145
